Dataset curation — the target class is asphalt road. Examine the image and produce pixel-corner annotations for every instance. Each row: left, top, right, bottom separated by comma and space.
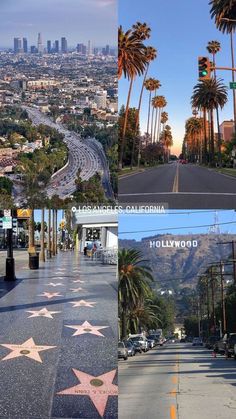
119, 342, 236, 419
119, 162, 236, 208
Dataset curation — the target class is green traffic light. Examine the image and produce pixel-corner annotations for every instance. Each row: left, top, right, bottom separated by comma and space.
202, 70, 207, 76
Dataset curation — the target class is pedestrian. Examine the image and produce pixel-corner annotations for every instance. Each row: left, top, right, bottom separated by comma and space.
84, 246, 87, 256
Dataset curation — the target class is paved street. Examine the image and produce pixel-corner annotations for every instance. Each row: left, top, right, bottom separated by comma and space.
119, 343, 236, 419
119, 162, 236, 208
0, 251, 118, 418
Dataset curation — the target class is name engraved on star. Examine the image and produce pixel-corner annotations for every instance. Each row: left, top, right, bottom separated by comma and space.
150, 240, 198, 248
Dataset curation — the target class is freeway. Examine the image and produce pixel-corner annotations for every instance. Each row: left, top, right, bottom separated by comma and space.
23, 107, 113, 199
119, 162, 236, 208
119, 342, 236, 419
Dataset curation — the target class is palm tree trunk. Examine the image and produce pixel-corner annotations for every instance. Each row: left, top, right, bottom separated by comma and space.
203, 108, 207, 164
119, 77, 134, 169
153, 107, 158, 143
230, 31, 236, 133
55, 210, 58, 254
28, 210, 35, 254
40, 209, 45, 262
157, 107, 162, 142
48, 209, 52, 258
52, 209, 56, 256
147, 91, 152, 135
150, 89, 157, 143
210, 110, 215, 166
212, 53, 222, 167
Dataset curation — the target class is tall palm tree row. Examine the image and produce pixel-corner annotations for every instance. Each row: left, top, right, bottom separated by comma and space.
118, 25, 149, 167
159, 125, 173, 162
118, 248, 155, 338
191, 78, 228, 166
151, 96, 167, 143
185, 117, 203, 162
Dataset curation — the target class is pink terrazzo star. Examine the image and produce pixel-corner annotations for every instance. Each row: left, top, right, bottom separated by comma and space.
70, 288, 84, 293
57, 369, 118, 417
26, 307, 61, 319
38, 292, 63, 299
0, 337, 56, 363
69, 300, 96, 308
65, 321, 108, 337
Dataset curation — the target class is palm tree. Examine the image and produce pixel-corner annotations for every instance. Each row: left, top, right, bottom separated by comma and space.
160, 126, 173, 162
185, 117, 203, 162
209, 0, 236, 132
207, 40, 223, 165
161, 111, 168, 131
131, 47, 157, 168
118, 248, 153, 338
40, 209, 45, 262
144, 78, 156, 135
191, 78, 228, 165
132, 22, 151, 40
118, 25, 148, 168
150, 80, 162, 142
152, 96, 167, 143
48, 209, 52, 258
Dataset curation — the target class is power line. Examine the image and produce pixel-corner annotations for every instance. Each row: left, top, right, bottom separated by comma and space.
119, 221, 236, 235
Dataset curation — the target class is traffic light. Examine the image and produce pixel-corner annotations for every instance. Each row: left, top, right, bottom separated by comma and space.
198, 57, 211, 80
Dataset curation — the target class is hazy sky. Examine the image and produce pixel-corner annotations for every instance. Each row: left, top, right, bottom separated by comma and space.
119, 0, 235, 155
119, 210, 236, 240
0, 0, 117, 47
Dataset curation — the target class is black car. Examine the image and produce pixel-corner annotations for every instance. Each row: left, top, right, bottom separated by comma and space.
226, 334, 236, 358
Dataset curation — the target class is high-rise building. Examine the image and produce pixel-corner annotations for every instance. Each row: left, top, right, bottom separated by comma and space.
54, 40, 59, 53
77, 43, 86, 55
14, 38, 22, 54
23, 38, 28, 53
61, 37, 68, 53
37, 32, 43, 54
47, 40, 52, 54
94, 90, 107, 109
30, 46, 38, 54
105, 44, 110, 55
87, 40, 92, 56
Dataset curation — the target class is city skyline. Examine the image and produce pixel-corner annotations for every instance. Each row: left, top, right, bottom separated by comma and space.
0, 0, 117, 47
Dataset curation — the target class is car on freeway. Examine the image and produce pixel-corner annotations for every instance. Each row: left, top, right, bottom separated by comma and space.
192, 337, 203, 346
128, 335, 149, 352
205, 336, 219, 349
123, 340, 136, 357
118, 341, 128, 361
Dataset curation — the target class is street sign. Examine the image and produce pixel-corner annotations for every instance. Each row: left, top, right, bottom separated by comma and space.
230, 82, 236, 89
4, 210, 11, 217
2, 216, 12, 229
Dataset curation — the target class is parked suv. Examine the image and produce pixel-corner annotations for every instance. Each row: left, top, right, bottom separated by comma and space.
118, 341, 128, 360
128, 335, 149, 352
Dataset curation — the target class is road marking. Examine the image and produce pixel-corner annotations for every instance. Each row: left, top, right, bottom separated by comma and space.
119, 191, 236, 196
172, 163, 179, 192
170, 404, 177, 419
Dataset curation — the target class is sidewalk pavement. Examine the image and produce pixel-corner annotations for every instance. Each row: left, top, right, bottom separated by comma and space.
0, 251, 118, 419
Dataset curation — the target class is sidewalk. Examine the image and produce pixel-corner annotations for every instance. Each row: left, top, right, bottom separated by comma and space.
0, 251, 118, 419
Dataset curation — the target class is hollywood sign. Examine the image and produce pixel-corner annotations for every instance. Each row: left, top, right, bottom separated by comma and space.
150, 240, 198, 248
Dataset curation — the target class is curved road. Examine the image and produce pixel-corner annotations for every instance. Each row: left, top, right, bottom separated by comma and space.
119, 162, 236, 208
23, 107, 113, 199
119, 342, 236, 419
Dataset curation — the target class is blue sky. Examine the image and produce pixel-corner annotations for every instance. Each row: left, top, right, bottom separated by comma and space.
119, 0, 235, 155
34, 210, 64, 224
119, 210, 236, 240
0, 0, 117, 47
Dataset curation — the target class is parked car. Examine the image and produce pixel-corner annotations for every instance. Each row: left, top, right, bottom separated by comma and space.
130, 340, 143, 354
180, 338, 186, 343
123, 340, 135, 357
147, 338, 155, 349
192, 337, 203, 346
214, 335, 228, 354
128, 335, 149, 352
205, 336, 219, 349
147, 334, 160, 346
118, 341, 128, 360
226, 334, 236, 358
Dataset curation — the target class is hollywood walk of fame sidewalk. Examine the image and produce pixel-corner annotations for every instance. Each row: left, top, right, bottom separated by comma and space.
0, 251, 118, 419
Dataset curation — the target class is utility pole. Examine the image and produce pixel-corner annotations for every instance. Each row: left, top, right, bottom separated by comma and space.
209, 267, 216, 333
219, 262, 227, 334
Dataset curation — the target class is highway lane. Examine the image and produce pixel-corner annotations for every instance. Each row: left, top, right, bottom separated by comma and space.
22, 107, 113, 200
119, 343, 236, 419
119, 162, 236, 208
